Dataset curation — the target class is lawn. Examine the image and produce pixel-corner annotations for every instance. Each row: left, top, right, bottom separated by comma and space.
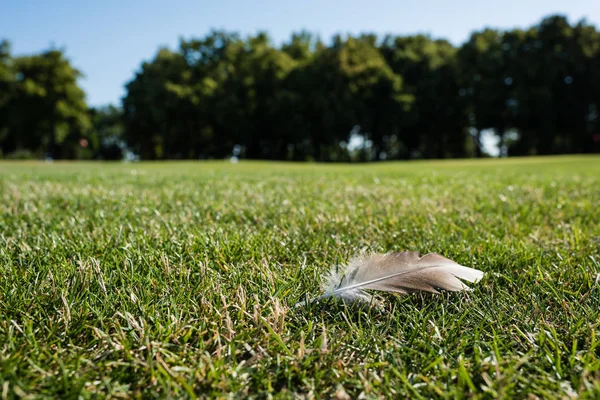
1, 155, 599, 398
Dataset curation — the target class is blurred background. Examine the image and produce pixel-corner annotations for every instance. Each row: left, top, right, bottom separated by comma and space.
1, 0, 599, 162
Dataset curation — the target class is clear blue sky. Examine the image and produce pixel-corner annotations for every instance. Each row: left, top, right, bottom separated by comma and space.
2, 0, 598, 107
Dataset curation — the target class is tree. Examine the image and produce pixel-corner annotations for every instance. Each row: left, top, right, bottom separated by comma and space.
122, 47, 192, 159
90, 105, 126, 160
510, 17, 573, 155
281, 31, 316, 62
2, 49, 90, 158
559, 19, 600, 153
385, 35, 467, 158
457, 30, 512, 156
289, 36, 359, 160
226, 32, 297, 159
0, 40, 12, 105
0, 40, 14, 155
342, 36, 412, 160
591, 35, 600, 153
178, 31, 244, 158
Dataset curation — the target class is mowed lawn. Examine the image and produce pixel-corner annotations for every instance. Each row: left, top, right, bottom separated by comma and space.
1, 155, 599, 399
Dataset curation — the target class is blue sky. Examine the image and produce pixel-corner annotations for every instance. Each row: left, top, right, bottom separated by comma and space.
2, 0, 599, 107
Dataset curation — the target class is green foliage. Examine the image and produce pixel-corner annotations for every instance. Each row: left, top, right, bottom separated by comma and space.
89, 105, 126, 160
0, 40, 12, 99
120, 14, 600, 161
3, 148, 37, 159
122, 31, 416, 161
0, 48, 91, 159
0, 40, 14, 149
2, 13, 600, 160
458, 16, 600, 156
122, 47, 190, 159
1, 156, 599, 397
383, 35, 467, 158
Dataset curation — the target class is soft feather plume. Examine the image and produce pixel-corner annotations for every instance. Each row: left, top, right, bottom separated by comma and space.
296, 251, 484, 307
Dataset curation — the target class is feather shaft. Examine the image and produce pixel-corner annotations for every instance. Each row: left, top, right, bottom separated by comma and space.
330, 264, 476, 295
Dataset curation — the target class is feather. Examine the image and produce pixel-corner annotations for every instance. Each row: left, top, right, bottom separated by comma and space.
296, 251, 484, 307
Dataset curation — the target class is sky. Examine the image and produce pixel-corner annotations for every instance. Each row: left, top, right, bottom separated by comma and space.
2, 0, 599, 108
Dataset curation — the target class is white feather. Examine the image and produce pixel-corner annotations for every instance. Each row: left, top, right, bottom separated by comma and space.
296, 251, 484, 307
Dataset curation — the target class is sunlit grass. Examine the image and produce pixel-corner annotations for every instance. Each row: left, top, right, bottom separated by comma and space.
1, 155, 599, 398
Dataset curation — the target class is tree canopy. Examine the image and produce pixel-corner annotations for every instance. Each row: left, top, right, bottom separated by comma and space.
1, 14, 599, 160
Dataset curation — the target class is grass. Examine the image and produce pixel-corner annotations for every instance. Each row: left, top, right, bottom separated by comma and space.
1, 155, 599, 399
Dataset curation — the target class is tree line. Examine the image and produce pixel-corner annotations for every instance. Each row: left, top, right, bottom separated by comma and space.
1, 14, 599, 161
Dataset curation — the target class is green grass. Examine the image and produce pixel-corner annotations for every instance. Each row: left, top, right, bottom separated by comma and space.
1, 155, 599, 399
